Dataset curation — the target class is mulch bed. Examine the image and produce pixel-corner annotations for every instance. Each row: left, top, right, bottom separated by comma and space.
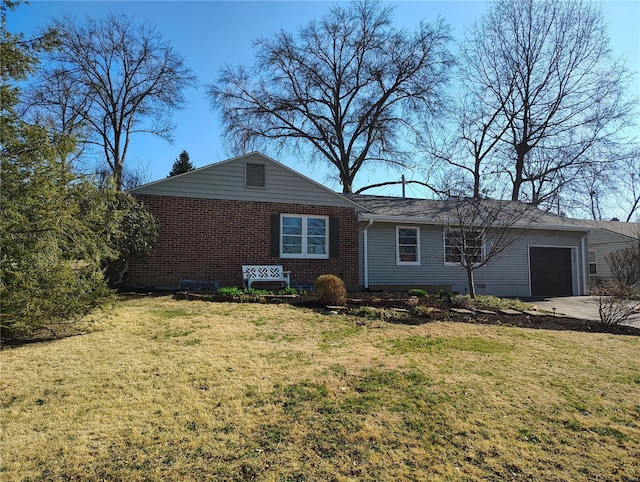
435, 311, 640, 336
291, 294, 640, 336
171, 290, 640, 336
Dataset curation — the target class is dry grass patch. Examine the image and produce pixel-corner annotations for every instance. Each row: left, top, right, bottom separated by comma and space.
1, 295, 639, 481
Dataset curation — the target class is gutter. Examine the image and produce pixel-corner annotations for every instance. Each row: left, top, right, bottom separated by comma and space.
363, 218, 374, 289
357, 213, 592, 233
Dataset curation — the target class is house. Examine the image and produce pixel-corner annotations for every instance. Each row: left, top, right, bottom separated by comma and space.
127, 152, 593, 297
581, 220, 640, 285
127, 152, 363, 290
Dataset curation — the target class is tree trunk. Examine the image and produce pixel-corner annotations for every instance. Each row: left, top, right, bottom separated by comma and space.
511, 144, 527, 201
473, 166, 481, 198
114, 162, 124, 191
466, 266, 476, 298
340, 169, 353, 194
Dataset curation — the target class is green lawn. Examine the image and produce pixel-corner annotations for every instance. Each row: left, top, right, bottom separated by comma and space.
1, 295, 639, 481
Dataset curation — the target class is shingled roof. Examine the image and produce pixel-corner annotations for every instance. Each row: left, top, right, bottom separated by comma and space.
578, 219, 640, 239
344, 194, 592, 231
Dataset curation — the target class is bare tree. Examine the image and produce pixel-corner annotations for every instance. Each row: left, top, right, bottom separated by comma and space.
605, 236, 640, 287
22, 65, 91, 169
617, 155, 640, 222
436, 197, 538, 297
564, 163, 610, 219
422, 29, 521, 201
28, 13, 196, 189
208, 0, 453, 194
568, 149, 640, 221
425, 91, 514, 200
461, 0, 636, 208
596, 232, 640, 326
593, 283, 638, 326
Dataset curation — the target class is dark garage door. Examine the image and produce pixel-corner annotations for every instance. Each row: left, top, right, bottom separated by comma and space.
529, 247, 573, 297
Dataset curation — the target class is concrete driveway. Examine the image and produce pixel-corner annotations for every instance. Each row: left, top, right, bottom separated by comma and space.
529, 296, 640, 328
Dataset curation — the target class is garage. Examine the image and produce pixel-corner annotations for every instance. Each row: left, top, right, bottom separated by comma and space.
529, 247, 574, 297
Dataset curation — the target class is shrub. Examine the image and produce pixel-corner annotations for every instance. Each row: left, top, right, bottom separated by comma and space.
436, 289, 453, 303
605, 240, 640, 287
353, 306, 379, 319
314, 274, 347, 306
217, 287, 243, 296
414, 305, 438, 317
473, 295, 533, 312
279, 287, 299, 295
451, 294, 473, 310
593, 283, 639, 326
102, 192, 159, 287
408, 288, 428, 297
244, 288, 270, 296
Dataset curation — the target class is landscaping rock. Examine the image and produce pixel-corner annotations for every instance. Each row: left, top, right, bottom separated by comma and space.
451, 308, 475, 315
476, 309, 497, 315
524, 310, 545, 317
499, 309, 522, 316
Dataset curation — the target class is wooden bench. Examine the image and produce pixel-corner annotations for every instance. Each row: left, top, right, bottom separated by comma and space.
242, 265, 290, 289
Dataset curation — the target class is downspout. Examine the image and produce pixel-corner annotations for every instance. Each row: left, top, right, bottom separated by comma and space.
363, 218, 374, 289
581, 231, 590, 295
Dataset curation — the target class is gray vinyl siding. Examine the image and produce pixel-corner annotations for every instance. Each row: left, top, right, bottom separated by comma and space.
359, 222, 587, 297
587, 229, 637, 283
130, 152, 359, 209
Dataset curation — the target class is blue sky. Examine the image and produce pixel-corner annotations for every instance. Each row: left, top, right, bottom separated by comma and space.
10, 0, 640, 197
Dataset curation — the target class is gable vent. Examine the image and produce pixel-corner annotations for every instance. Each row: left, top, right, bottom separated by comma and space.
246, 162, 266, 188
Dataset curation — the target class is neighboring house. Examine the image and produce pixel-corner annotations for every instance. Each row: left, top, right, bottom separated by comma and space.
581, 220, 640, 286
127, 152, 363, 289
127, 152, 594, 297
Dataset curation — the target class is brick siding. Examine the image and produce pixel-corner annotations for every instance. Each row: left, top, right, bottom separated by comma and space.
127, 195, 359, 289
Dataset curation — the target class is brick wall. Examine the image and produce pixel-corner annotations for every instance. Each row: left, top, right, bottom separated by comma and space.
127, 195, 359, 289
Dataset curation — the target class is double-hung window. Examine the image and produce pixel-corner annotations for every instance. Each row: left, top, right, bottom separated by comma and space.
396, 226, 420, 265
444, 229, 484, 265
280, 214, 328, 259
588, 250, 597, 275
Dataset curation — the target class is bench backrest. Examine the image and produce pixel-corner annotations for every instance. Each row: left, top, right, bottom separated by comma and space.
242, 265, 284, 280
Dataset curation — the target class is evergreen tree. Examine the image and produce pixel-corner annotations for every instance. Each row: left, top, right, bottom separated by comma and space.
1, 2, 158, 338
168, 150, 194, 177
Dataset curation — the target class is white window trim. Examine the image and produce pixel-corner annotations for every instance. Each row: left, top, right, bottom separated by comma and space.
588, 249, 597, 275
280, 214, 329, 259
396, 225, 420, 266
443, 229, 485, 267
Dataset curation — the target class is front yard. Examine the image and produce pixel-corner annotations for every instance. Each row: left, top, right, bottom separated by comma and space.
1, 295, 639, 480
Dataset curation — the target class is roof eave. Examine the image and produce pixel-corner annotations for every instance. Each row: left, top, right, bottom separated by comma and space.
358, 213, 592, 232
